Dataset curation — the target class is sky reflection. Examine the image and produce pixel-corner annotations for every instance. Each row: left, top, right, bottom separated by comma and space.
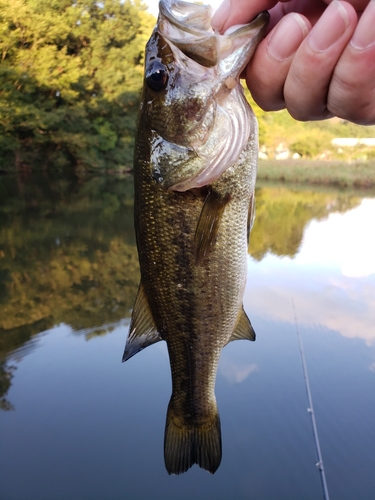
1, 184, 375, 499
297, 198, 375, 278
245, 198, 375, 347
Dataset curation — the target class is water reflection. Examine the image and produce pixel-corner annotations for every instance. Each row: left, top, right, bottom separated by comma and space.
0, 176, 365, 355
0, 174, 371, 398
0, 175, 372, 407
246, 197, 375, 346
1, 174, 375, 497
249, 184, 362, 259
0, 172, 138, 412
0, 173, 138, 334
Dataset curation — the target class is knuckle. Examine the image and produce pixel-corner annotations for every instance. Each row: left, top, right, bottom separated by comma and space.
284, 71, 329, 121
328, 73, 375, 125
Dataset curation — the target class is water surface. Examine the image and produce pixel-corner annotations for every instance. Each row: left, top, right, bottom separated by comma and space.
1, 174, 374, 499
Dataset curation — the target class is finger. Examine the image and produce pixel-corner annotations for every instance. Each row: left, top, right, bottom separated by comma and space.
283, 1, 358, 121
328, 0, 375, 124
211, 0, 278, 33
282, 0, 328, 24
245, 13, 311, 111
323, 0, 370, 10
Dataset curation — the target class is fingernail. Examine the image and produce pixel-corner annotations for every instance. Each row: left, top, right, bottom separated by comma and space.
268, 14, 309, 61
308, 1, 349, 52
211, 0, 230, 32
351, 0, 375, 49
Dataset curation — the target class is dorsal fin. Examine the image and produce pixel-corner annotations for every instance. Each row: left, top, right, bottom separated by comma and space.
122, 283, 163, 362
227, 306, 256, 343
194, 190, 230, 265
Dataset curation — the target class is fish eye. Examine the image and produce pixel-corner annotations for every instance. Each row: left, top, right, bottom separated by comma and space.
146, 62, 168, 91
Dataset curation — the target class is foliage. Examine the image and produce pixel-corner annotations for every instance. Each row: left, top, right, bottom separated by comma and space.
0, 2, 373, 171
0, 0, 155, 171
245, 91, 375, 160
290, 129, 331, 158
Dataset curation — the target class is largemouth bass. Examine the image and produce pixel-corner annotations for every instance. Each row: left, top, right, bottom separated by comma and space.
123, 0, 269, 475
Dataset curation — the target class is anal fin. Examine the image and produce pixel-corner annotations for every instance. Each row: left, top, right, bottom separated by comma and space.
122, 282, 162, 362
227, 306, 256, 343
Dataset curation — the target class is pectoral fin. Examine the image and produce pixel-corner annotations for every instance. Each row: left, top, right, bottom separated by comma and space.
194, 190, 230, 265
122, 283, 163, 362
227, 306, 256, 343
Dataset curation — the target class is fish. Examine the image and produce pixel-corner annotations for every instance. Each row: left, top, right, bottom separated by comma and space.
122, 0, 269, 475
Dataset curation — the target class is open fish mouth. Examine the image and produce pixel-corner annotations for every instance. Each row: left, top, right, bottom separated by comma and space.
159, 0, 268, 69
146, 1, 269, 191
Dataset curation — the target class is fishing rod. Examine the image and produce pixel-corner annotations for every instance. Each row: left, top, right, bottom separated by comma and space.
292, 299, 330, 500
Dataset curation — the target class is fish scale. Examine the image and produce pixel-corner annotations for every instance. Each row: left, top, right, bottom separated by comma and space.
123, 0, 269, 475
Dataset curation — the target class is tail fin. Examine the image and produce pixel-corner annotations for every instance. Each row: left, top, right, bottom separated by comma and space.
164, 401, 222, 475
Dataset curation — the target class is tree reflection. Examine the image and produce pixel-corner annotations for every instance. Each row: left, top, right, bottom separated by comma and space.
0, 173, 363, 409
250, 185, 360, 260
0, 172, 139, 350
0, 362, 15, 411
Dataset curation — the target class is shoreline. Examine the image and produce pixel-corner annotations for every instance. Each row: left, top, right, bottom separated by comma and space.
257, 159, 375, 189
1, 159, 375, 191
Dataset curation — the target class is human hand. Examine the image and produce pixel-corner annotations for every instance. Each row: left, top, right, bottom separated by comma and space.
212, 0, 375, 125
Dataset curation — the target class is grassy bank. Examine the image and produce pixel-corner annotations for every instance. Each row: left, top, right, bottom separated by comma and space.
257, 159, 375, 188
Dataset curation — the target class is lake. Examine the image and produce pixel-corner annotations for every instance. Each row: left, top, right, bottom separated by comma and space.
0, 173, 374, 499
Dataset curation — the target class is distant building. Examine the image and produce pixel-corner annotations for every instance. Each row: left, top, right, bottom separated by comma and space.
275, 142, 290, 160
332, 138, 375, 147
275, 150, 290, 160
258, 145, 268, 160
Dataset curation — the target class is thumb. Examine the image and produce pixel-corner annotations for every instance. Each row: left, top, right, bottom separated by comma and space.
211, 0, 278, 33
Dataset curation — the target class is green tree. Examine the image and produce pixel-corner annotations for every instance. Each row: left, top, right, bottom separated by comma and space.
290, 129, 332, 158
245, 91, 375, 160
0, 0, 155, 171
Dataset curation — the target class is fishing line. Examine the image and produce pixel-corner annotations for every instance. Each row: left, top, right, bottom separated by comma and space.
292, 299, 330, 500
